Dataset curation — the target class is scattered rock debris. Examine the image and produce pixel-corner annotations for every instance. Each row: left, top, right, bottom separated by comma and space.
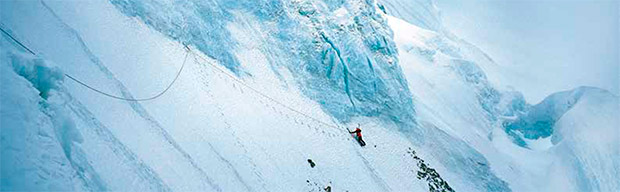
308, 159, 316, 168
407, 148, 454, 192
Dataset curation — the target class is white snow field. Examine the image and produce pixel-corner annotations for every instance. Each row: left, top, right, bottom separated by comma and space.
1, 0, 618, 191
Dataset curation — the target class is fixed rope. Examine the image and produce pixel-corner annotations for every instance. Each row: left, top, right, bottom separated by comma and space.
64, 51, 188, 101
2, 24, 344, 129
189, 49, 342, 129
0, 26, 36, 55
1, 25, 187, 101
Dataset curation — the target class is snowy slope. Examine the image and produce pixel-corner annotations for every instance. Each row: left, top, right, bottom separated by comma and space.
1, 0, 618, 192
384, 2, 619, 192
549, 88, 619, 191
489, 87, 619, 192
2, 0, 430, 191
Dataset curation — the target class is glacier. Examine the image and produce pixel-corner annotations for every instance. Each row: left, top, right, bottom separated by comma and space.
1, 0, 618, 191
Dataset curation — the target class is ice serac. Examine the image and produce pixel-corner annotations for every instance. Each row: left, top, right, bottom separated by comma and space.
109, 0, 416, 127
504, 87, 593, 145
506, 87, 620, 191
109, 0, 242, 74
0, 47, 96, 191
1, 51, 75, 191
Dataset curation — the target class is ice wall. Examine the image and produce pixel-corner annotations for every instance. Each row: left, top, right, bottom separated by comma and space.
504, 87, 592, 145
109, 0, 416, 127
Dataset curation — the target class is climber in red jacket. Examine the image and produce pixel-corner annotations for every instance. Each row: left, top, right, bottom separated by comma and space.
349, 124, 366, 146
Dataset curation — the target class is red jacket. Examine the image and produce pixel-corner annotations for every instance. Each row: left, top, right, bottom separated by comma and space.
351, 128, 362, 138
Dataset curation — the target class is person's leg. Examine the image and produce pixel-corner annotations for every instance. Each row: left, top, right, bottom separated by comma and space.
359, 136, 365, 146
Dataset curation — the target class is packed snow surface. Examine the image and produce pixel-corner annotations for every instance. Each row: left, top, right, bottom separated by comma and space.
1, 0, 617, 191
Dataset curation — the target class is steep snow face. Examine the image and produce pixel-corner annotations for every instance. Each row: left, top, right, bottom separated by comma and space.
388, 15, 514, 192
509, 87, 619, 191
0, 0, 512, 191
489, 87, 619, 192
2, 0, 617, 191
1, 1, 431, 191
385, 2, 619, 192
109, 0, 416, 126
550, 88, 619, 191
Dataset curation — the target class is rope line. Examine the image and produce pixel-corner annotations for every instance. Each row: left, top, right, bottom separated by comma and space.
189, 50, 341, 129
1, 25, 188, 101
2, 24, 344, 129
65, 51, 189, 101
0, 26, 36, 55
